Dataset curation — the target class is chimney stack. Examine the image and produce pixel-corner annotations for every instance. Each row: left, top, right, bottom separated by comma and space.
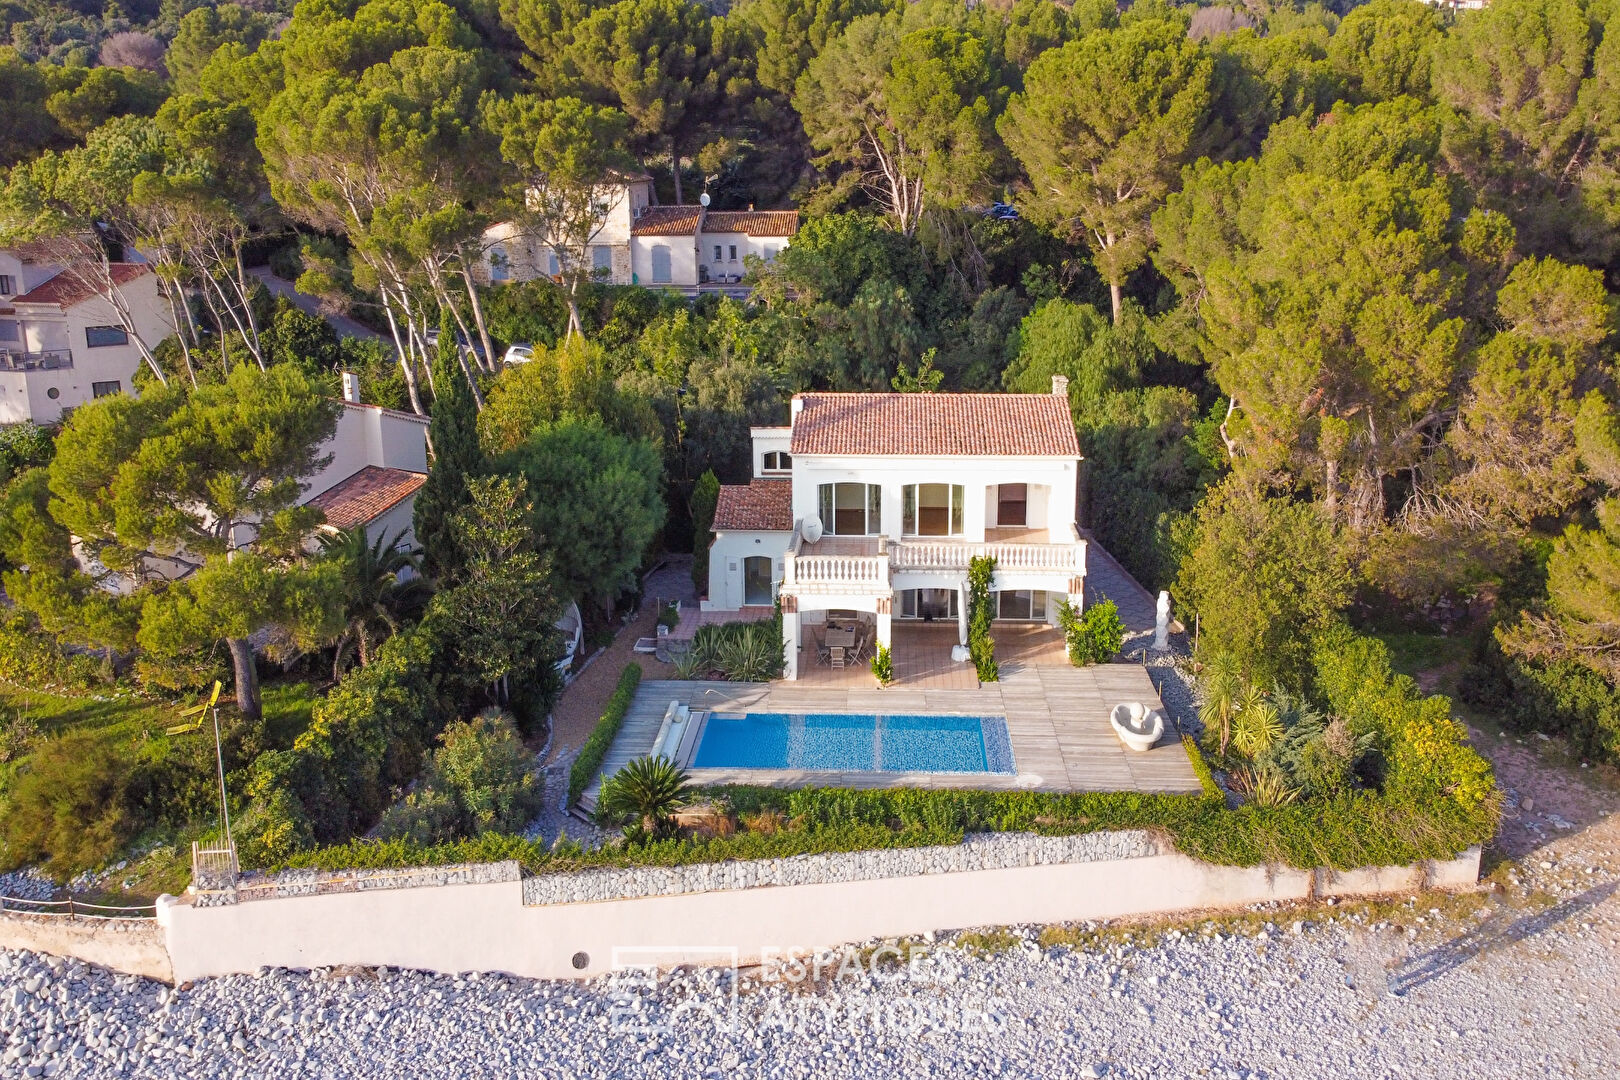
341, 371, 361, 404
790, 395, 805, 424
1052, 374, 1069, 398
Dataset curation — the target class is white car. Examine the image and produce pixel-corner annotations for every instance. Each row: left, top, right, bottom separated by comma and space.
503, 343, 535, 365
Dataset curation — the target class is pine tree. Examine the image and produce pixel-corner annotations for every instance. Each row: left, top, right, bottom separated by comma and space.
414, 323, 486, 582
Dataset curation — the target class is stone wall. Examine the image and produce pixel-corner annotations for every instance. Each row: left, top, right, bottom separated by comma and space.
521, 831, 1160, 905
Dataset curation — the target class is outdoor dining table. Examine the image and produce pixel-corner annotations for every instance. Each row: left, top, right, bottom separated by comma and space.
823, 626, 857, 650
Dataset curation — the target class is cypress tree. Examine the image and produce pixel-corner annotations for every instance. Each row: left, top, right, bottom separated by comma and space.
414, 317, 485, 581
689, 470, 720, 597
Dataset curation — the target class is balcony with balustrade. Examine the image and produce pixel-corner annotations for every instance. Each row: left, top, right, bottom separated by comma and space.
781, 522, 1086, 601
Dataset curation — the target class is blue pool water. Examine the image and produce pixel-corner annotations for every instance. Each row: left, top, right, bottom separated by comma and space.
690, 713, 1015, 774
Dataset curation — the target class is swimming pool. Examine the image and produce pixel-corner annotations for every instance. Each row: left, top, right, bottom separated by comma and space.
690, 713, 1015, 774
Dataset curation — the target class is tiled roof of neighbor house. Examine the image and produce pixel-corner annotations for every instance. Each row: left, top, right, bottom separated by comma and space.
10, 263, 151, 309
790, 392, 1082, 457
307, 466, 427, 531
703, 210, 799, 236
632, 207, 703, 236
712, 478, 793, 532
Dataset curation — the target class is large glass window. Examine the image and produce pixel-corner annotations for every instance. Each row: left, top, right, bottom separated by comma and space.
85, 325, 128, 348
92, 380, 121, 398
899, 589, 959, 620
592, 246, 613, 272
817, 482, 880, 535
996, 590, 1049, 621
902, 483, 965, 536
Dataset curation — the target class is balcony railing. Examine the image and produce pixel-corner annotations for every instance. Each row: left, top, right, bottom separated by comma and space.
0, 347, 73, 372
890, 538, 1083, 574
782, 552, 890, 591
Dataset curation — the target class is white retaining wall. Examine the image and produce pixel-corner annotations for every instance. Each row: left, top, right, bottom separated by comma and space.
152, 836, 1482, 985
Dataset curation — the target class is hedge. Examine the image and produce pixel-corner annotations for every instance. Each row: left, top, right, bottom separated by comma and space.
263, 770, 1495, 877
266, 823, 958, 875
567, 663, 642, 804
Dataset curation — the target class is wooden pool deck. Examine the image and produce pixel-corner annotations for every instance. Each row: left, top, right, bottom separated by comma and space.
578, 664, 1202, 812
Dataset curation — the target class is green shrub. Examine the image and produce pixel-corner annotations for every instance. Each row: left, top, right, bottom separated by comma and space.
1, 729, 141, 879
1309, 623, 1498, 812
568, 663, 642, 805
1466, 650, 1620, 765
377, 709, 543, 844
235, 622, 459, 864
657, 602, 681, 631
266, 823, 960, 875
0, 612, 108, 692
870, 643, 893, 686
1057, 598, 1126, 665
967, 555, 998, 682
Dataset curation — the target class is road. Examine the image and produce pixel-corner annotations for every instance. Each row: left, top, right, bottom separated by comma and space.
249, 267, 385, 342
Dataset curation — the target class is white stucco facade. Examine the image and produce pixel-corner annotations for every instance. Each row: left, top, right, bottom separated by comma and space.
0, 255, 174, 425
480, 181, 797, 295
704, 390, 1087, 679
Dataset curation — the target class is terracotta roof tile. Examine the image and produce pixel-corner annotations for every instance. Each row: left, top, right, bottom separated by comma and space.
10, 263, 151, 309
703, 210, 799, 237
631, 207, 702, 236
789, 392, 1081, 457
307, 466, 427, 531
712, 478, 793, 531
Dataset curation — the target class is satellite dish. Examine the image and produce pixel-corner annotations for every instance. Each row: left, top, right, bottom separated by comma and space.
802, 516, 823, 544
699, 192, 711, 208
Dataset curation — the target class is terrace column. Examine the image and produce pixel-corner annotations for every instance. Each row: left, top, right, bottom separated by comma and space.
781, 596, 799, 681
875, 597, 892, 652
957, 582, 970, 646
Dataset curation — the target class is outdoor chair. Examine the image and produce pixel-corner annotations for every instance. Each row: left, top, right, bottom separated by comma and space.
830, 646, 845, 669
817, 642, 831, 665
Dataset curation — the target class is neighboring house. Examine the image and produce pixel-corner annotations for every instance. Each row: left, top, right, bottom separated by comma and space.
480, 177, 798, 295
703, 380, 1088, 680
301, 376, 430, 552
0, 248, 174, 425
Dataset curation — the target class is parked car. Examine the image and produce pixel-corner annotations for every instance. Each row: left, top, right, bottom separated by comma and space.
424, 326, 487, 360
504, 343, 535, 365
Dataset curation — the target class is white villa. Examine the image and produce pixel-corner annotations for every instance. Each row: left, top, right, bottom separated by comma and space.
480, 178, 798, 294
300, 375, 431, 551
0, 249, 174, 425
703, 380, 1088, 680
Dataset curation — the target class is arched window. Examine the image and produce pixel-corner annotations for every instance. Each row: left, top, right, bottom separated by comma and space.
762, 451, 792, 473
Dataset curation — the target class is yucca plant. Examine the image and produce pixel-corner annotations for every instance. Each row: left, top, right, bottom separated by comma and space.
671, 645, 707, 680
718, 624, 776, 681
1232, 765, 1298, 808
1231, 685, 1283, 757
597, 755, 693, 838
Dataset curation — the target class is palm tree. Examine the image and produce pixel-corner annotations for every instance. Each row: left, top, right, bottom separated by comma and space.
318, 526, 427, 680
598, 755, 693, 838
1198, 651, 1243, 756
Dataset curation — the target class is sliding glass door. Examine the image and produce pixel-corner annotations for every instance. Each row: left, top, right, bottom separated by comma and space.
902, 483, 965, 536
817, 482, 881, 535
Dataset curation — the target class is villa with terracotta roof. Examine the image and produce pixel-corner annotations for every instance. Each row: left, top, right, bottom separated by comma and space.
1, 248, 174, 424
479, 177, 797, 296
297, 380, 430, 551
703, 379, 1089, 680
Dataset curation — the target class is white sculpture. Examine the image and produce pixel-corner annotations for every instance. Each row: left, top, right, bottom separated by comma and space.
1154, 590, 1171, 651
802, 515, 824, 544
1110, 702, 1165, 752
